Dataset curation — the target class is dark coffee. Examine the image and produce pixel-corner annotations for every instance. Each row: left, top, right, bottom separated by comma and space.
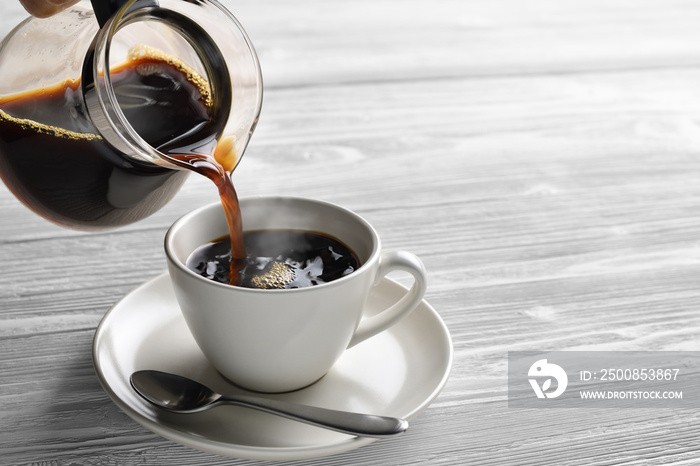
186, 230, 361, 289
0, 46, 248, 283
0, 47, 230, 230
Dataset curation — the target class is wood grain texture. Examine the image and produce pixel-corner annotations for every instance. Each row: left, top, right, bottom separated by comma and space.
3, 0, 700, 464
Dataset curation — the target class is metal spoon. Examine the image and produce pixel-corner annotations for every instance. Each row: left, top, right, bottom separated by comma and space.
130, 370, 408, 438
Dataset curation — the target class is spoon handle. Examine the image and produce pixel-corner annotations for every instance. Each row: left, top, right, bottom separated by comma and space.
221, 395, 408, 438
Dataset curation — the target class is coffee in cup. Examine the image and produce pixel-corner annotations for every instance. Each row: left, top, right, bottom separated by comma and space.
165, 196, 427, 393
186, 229, 361, 289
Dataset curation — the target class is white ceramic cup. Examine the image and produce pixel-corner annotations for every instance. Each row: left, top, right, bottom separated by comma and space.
165, 196, 427, 392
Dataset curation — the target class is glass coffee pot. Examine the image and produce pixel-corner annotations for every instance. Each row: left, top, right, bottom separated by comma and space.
0, 0, 262, 230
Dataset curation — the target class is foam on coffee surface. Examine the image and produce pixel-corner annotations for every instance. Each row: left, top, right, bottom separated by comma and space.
127, 45, 213, 109
0, 110, 101, 141
251, 261, 296, 289
0, 44, 210, 142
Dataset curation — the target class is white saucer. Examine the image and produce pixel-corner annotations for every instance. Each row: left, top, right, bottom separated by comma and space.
93, 272, 453, 461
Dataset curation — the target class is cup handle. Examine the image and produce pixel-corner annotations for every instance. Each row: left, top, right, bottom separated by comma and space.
347, 251, 427, 349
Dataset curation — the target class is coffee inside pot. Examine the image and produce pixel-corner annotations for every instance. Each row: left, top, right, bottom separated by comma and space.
0, 0, 262, 230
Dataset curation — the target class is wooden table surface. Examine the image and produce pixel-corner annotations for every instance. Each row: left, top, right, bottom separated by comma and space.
4, 0, 700, 464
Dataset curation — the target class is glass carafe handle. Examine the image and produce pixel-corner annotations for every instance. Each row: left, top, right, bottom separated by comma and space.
91, 0, 130, 27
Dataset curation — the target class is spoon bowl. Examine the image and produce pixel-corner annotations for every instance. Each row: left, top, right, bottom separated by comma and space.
132, 370, 223, 413
130, 370, 409, 438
